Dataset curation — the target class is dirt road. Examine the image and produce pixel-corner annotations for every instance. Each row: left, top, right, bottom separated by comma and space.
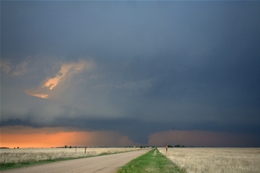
1, 149, 150, 173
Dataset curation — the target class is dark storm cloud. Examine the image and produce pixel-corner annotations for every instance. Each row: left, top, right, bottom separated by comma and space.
1, 1, 260, 145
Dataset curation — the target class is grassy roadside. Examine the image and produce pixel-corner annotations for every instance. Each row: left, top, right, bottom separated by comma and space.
116, 149, 186, 173
0, 150, 136, 171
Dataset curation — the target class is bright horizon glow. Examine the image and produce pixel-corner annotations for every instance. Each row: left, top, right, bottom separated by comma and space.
0, 126, 137, 148
1, 126, 259, 148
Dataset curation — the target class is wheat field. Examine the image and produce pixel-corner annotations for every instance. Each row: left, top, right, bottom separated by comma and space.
0, 147, 139, 164
158, 147, 260, 173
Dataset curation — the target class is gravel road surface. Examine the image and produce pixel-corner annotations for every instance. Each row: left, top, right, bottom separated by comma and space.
1, 149, 150, 173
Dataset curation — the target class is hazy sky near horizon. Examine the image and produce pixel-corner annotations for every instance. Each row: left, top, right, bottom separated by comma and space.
1, 1, 260, 147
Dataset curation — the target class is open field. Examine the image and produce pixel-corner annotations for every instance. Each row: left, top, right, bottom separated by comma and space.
0, 147, 139, 164
158, 147, 260, 173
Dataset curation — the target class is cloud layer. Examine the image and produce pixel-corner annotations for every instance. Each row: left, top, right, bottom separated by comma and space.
1, 1, 260, 146
148, 130, 260, 147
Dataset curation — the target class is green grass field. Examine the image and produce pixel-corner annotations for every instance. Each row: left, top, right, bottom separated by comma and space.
116, 149, 186, 173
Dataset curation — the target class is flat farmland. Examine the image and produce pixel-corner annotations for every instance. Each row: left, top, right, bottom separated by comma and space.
158, 147, 260, 173
0, 147, 139, 164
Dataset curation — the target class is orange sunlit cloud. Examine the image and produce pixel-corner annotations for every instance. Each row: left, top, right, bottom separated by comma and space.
0, 126, 137, 148
42, 61, 92, 90
26, 60, 95, 99
42, 62, 83, 90
27, 93, 49, 99
148, 130, 257, 147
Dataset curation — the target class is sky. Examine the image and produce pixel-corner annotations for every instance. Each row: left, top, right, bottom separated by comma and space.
1, 1, 260, 148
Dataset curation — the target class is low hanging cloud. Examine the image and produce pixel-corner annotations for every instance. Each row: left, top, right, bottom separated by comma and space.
148, 130, 260, 147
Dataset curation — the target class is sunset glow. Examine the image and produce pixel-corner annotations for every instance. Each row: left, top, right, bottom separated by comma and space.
0, 126, 137, 148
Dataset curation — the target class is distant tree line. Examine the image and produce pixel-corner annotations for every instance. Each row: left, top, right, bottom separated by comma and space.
167, 144, 185, 148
